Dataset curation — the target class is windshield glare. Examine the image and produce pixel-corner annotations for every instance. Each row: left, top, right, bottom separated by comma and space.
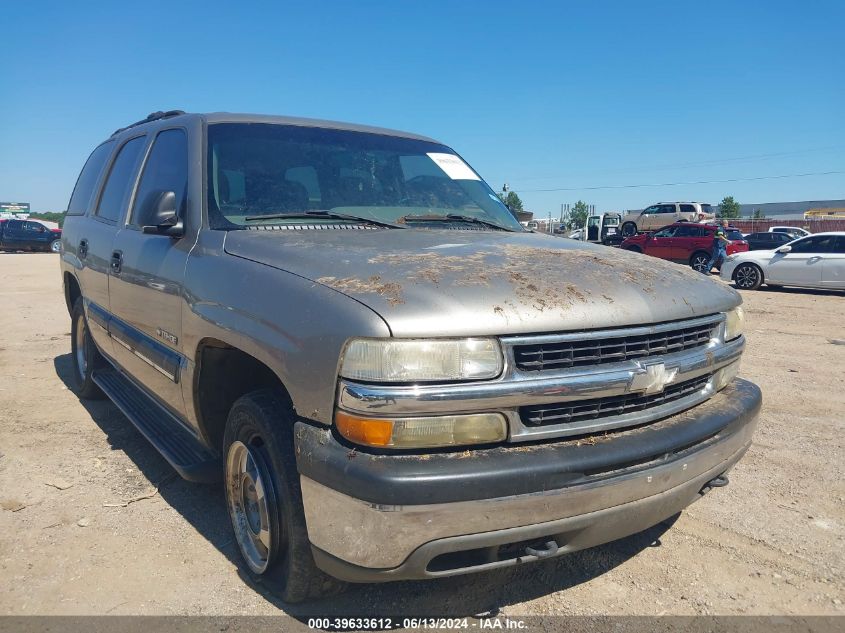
207, 123, 521, 231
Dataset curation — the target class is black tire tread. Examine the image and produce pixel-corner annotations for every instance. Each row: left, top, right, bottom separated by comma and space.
223, 388, 345, 603
70, 298, 106, 399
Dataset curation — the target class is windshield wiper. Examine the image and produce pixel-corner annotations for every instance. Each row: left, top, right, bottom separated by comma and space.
243, 210, 406, 229
399, 213, 517, 232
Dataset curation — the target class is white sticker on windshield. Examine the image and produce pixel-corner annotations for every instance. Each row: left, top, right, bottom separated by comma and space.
427, 153, 481, 181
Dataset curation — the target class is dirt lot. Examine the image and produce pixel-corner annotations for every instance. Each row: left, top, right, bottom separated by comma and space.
0, 252, 843, 617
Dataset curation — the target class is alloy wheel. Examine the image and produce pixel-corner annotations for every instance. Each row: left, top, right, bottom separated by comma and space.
226, 439, 277, 574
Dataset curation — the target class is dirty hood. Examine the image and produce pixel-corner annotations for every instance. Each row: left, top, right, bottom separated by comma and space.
224, 229, 741, 337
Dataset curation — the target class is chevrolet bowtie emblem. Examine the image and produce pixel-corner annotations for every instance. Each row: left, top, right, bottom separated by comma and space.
629, 362, 678, 394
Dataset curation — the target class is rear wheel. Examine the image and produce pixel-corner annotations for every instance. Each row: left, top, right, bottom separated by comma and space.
50, 239, 61, 253
223, 389, 344, 603
70, 298, 106, 399
621, 222, 638, 238
734, 263, 763, 290
690, 252, 711, 274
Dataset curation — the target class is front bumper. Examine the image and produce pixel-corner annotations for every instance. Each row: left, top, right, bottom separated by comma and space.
720, 259, 739, 281
295, 378, 761, 581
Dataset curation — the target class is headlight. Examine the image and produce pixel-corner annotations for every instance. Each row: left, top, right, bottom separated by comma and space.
340, 338, 503, 382
335, 410, 507, 449
724, 306, 745, 341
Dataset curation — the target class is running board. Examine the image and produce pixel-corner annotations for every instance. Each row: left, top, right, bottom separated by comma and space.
92, 368, 220, 482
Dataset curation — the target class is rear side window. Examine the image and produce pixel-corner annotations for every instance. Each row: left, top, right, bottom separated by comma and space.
679, 204, 696, 214
834, 237, 845, 254
131, 129, 188, 227
96, 136, 146, 223
658, 204, 676, 214
726, 229, 744, 240
67, 141, 115, 215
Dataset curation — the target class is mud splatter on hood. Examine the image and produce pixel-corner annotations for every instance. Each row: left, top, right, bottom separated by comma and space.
224, 229, 741, 336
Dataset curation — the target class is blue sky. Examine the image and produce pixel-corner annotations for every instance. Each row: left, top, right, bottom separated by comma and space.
2, 0, 843, 216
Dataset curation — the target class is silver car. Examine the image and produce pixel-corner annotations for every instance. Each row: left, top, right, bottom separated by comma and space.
60, 111, 760, 601
621, 202, 715, 236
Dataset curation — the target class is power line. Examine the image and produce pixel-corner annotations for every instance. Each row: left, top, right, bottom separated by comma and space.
515, 170, 845, 193
508, 145, 845, 182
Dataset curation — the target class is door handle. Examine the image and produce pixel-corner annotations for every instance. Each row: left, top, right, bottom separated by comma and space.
78, 239, 89, 259
110, 250, 123, 274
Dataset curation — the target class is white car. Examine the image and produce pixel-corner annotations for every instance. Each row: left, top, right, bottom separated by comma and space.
768, 226, 811, 239
720, 232, 845, 290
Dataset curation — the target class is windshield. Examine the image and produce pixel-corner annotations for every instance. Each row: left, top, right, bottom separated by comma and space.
206, 123, 521, 231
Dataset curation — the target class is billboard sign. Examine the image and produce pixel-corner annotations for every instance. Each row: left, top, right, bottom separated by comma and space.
0, 202, 30, 216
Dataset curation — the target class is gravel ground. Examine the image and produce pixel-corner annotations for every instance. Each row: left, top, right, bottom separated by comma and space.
0, 252, 843, 617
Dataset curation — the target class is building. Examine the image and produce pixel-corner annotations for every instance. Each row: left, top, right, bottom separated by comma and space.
736, 199, 845, 220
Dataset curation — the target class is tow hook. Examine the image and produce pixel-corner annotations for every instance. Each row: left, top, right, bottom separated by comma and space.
700, 474, 730, 495
525, 540, 559, 559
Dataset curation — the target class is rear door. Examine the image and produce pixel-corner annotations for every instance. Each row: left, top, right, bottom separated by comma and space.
671, 224, 708, 261
108, 128, 191, 417
1, 220, 27, 250
821, 236, 845, 288
79, 136, 148, 354
766, 234, 835, 286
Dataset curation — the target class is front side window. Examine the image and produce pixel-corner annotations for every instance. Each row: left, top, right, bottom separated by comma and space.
652, 227, 676, 238
206, 123, 521, 231
642, 205, 660, 215
788, 235, 836, 254
131, 129, 188, 227
96, 136, 146, 223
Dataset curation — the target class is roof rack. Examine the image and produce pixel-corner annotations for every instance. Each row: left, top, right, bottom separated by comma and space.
111, 110, 186, 137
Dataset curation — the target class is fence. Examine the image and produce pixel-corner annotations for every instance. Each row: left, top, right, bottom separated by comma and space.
728, 218, 845, 234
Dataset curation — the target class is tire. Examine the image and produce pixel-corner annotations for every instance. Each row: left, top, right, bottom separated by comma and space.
70, 297, 106, 399
223, 389, 344, 603
690, 252, 711, 274
50, 239, 61, 253
734, 263, 763, 290
621, 222, 638, 238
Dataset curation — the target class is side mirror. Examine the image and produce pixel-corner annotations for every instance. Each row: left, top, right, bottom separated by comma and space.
776, 245, 792, 254
141, 191, 184, 237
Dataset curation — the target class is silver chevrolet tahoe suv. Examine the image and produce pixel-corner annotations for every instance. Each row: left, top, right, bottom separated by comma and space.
61, 111, 760, 602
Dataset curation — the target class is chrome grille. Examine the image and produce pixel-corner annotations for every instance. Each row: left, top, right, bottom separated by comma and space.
520, 373, 712, 428
513, 321, 717, 372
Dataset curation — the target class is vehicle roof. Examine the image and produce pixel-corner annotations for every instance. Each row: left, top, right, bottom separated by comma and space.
109, 111, 442, 144
654, 201, 711, 205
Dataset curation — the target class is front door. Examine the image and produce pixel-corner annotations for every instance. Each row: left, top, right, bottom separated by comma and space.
766, 234, 835, 286
821, 236, 845, 289
644, 226, 676, 259
108, 128, 191, 418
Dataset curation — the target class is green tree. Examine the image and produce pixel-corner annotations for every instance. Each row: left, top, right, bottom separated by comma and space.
718, 196, 741, 219
496, 191, 524, 214
28, 211, 67, 227
569, 200, 589, 229
751, 208, 765, 220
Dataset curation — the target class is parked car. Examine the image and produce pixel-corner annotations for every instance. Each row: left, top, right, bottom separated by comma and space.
720, 232, 845, 290
61, 110, 759, 602
768, 226, 811, 240
620, 202, 715, 237
621, 222, 749, 272
0, 218, 62, 252
743, 231, 795, 251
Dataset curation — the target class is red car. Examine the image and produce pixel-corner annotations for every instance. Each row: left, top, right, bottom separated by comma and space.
621, 223, 749, 272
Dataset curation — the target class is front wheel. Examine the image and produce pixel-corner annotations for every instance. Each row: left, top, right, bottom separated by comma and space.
734, 263, 763, 290
70, 298, 106, 399
621, 222, 638, 238
223, 389, 344, 603
690, 252, 711, 274
50, 239, 61, 253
